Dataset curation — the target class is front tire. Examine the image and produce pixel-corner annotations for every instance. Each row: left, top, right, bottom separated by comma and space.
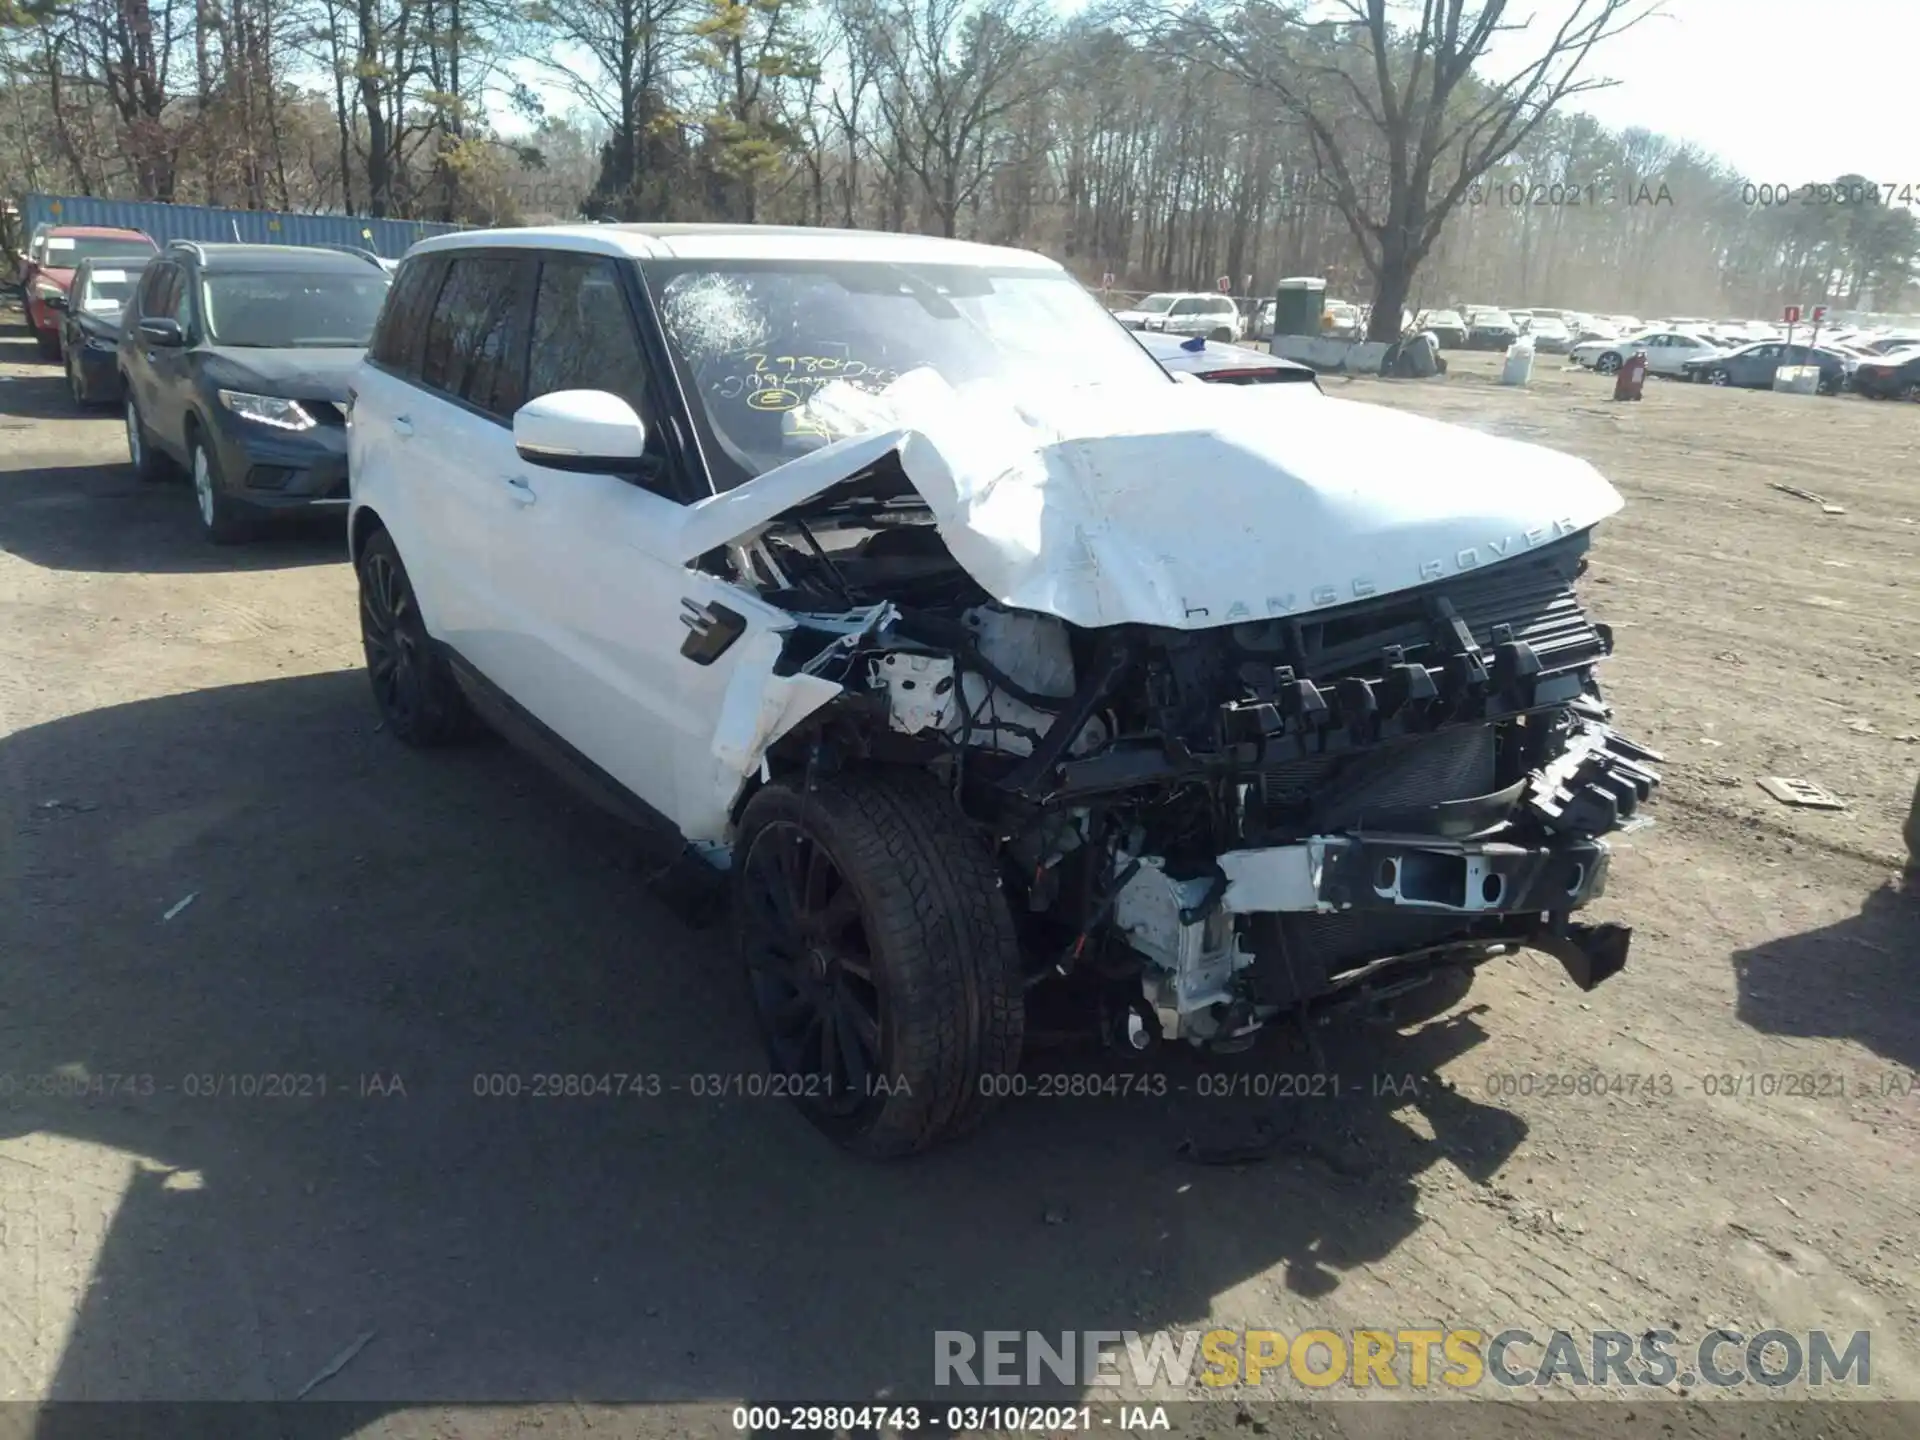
1594, 352, 1621, 374
1208, 327, 1232, 343
356, 528, 477, 746
189, 435, 250, 545
735, 773, 1025, 1158
1709, 367, 1729, 386
67, 350, 87, 407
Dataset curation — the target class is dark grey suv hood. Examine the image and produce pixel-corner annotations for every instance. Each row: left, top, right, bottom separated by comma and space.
202, 347, 364, 402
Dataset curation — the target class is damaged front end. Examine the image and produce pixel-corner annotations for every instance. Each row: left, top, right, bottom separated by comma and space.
727, 452, 1660, 1053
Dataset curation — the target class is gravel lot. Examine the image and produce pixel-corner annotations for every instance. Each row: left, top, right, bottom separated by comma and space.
1, 310, 1916, 1436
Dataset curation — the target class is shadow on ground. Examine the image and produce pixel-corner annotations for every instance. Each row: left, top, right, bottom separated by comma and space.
1732, 880, 1920, 1073
0, 454, 346, 574
0, 669, 1531, 1418
1, 328, 342, 573
0, 349, 89, 423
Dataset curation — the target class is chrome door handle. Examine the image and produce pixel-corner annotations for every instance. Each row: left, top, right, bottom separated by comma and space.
392, 415, 414, 438
504, 474, 536, 504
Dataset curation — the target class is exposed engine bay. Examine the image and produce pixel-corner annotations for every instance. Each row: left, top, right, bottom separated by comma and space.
719, 460, 1663, 1052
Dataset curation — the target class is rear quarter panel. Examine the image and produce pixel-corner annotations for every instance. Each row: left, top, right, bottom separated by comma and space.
348, 361, 426, 591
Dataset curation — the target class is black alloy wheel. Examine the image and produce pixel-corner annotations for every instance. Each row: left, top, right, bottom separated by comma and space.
733, 774, 1025, 1157
360, 542, 421, 734
356, 529, 475, 746
739, 820, 885, 1123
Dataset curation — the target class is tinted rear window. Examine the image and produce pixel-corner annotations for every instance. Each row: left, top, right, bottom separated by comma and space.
368, 255, 443, 375
419, 254, 526, 407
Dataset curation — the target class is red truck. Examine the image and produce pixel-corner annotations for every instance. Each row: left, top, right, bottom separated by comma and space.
21, 225, 159, 359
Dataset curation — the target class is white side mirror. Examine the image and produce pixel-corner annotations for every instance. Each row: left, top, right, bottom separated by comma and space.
513, 390, 649, 474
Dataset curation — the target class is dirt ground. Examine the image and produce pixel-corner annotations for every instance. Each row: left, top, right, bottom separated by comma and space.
0, 311, 1916, 1438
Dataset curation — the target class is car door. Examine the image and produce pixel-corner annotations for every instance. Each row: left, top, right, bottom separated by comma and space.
121, 262, 173, 424
146, 264, 200, 456
1740, 344, 1781, 385
483, 250, 802, 838
383, 249, 536, 668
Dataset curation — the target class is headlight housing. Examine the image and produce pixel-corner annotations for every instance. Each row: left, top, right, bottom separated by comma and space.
218, 390, 316, 431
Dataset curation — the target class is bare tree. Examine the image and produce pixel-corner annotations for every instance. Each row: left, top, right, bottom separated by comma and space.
872, 0, 1048, 237
527, 0, 697, 217
1171, 0, 1659, 338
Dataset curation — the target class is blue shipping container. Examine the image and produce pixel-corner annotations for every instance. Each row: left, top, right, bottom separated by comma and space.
19, 194, 461, 259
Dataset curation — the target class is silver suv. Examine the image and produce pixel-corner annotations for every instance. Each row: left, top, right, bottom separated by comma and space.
1138, 292, 1244, 343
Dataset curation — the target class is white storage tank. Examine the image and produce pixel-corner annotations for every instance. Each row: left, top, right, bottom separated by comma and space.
1500, 334, 1536, 386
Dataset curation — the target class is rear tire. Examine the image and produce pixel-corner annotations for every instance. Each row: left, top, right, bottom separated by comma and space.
356, 527, 478, 747
735, 772, 1025, 1158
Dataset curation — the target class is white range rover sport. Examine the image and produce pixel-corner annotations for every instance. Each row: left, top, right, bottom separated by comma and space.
347, 224, 1660, 1157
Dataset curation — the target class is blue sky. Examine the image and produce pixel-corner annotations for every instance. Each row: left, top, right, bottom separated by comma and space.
1517, 0, 1914, 184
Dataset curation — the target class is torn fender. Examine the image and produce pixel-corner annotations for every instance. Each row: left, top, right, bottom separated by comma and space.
683, 627, 842, 846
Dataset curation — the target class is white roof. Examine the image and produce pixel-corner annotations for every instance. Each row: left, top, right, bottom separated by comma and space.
410, 222, 1061, 270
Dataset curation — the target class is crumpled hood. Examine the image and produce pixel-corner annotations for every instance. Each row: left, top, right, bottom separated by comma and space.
666, 371, 1624, 631
203, 347, 364, 402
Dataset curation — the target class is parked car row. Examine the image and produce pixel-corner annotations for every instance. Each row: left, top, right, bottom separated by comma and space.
34, 239, 395, 543
1562, 320, 1920, 397
14, 221, 406, 363
20, 224, 161, 358
1394, 297, 1917, 398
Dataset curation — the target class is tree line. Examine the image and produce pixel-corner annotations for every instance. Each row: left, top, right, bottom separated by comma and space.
3, 0, 1915, 332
